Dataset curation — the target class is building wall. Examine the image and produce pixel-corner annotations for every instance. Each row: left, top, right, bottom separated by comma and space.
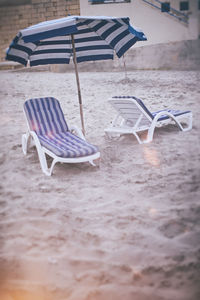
80, 0, 200, 47
0, 0, 80, 62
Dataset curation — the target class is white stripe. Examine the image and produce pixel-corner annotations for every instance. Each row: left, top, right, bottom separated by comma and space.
42, 36, 70, 42
74, 31, 99, 39
53, 100, 68, 132
38, 100, 52, 135
36, 44, 70, 51
115, 34, 134, 53
30, 53, 70, 61
35, 39, 109, 51
18, 39, 36, 51
76, 49, 113, 58
49, 99, 65, 133
103, 26, 127, 45
95, 22, 116, 36
76, 40, 109, 48
8, 48, 28, 60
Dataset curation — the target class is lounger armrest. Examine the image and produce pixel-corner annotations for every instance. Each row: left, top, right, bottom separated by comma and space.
69, 125, 86, 141
29, 130, 42, 146
153, 111, 176, 122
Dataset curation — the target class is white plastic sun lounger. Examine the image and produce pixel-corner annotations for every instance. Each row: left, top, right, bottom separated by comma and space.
22, 97, 100, 176
105, 96, 192, 144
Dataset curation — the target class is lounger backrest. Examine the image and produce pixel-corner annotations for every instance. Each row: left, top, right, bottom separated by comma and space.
24, 97, 69, 135
109, 96, 153, 127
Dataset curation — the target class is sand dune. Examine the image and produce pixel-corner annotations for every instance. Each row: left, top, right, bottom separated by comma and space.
0, 69, 200, 300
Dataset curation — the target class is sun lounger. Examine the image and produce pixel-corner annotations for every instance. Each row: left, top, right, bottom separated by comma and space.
105, 96, 192, 144
22, 97, 100, 176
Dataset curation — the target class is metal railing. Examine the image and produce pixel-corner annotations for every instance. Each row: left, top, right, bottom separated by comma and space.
142, 0, 189, 24
89, 0, 131, 4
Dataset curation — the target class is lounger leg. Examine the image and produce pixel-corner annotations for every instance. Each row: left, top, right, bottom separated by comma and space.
27, 131, 52, 176
48, 158, 59, 176
36, 148, 50, 176
132, 132, 143, 144
22, 132, 31, 155
166, 114, 192, 132
145, 124, 156, 143
180, 113, 193, 131
36, 151, 58, 176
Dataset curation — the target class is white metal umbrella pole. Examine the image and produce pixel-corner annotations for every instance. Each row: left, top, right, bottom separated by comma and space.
71, 34, 85, 136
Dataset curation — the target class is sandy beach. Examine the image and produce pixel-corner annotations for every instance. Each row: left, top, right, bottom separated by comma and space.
0, 69, 200, 300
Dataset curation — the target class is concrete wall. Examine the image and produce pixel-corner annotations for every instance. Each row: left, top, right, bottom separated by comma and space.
80, 0, 200, 46
50, 39, 200, 72
122, 39, 200, 70
0, 0, 80, 62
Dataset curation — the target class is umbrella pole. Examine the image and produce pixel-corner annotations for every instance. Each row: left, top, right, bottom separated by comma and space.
71, 34, 85, 136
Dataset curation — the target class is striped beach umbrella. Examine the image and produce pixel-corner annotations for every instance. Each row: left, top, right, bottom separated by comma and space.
6, 15, 146, 134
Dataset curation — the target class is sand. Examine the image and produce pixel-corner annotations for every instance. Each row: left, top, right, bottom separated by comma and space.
0, 69, 200, 300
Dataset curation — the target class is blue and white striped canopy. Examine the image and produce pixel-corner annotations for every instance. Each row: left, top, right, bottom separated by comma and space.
6, 15, 146, 66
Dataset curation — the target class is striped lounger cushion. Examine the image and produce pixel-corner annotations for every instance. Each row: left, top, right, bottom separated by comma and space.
24, 97, 98, 158
113, 96, 191, 121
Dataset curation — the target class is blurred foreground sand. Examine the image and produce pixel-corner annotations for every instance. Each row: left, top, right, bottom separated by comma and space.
0, 70, 200, 300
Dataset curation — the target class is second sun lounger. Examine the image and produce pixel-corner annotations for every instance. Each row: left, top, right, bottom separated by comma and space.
105, 96, 192, 144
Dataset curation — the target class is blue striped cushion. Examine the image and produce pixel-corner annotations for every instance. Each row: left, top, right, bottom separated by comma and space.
24, 97, 99, 158
152, 109, 191, 121
38, 131, 98, 158
24, 97, 69, 135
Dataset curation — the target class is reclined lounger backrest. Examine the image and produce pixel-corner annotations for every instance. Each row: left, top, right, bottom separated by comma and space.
24, 97, 69, 135
109, 96, 153, 127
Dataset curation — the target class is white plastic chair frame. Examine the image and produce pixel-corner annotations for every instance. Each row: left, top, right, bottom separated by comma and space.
105, 97, 193, 144
22, 111, 100, 176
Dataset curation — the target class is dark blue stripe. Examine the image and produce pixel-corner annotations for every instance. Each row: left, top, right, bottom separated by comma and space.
10, 44, 33, 55
12, 35, 20, 45
6, 54, 27, 66
120, 18, 130, 26
92, 21, 108, 32
30, 58, 70, 66
74, 36, 102, 43
110, 30, 129, 48
51, 98, 66, 133
75, 45, 112, 52
101, 23, 121, 40
46, 97, 63, 133
33, 49, 71, 55
35, 99, 48, 134
117, 37, 138, 58
29, 99, 43, 135
128, 24, 147, 41
39, 40, 71, 45
45, 98, 59, 133
76, 54, 113, 63
56, 101, 69, 132
23, 25, 78, 42
40, 98, 54, 134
